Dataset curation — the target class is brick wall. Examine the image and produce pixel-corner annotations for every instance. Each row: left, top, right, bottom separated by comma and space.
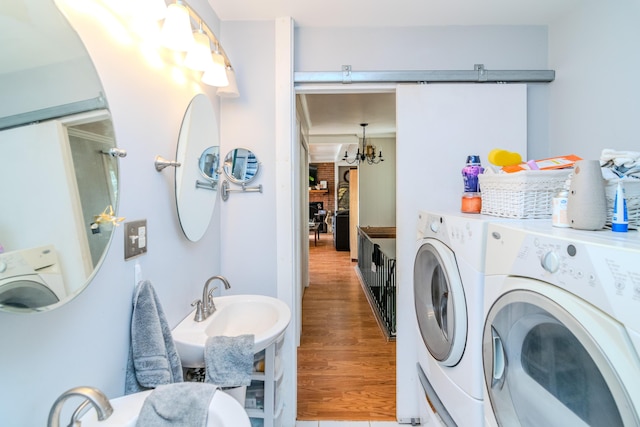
309, 162, 335, 216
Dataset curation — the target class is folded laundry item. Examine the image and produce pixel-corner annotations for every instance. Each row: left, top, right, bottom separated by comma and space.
125, 280, 183, 394
205, 334, 254, 387
136, 382, 217, 427
600, 148, 640, 168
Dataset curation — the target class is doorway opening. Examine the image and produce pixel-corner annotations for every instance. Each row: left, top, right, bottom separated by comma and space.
295, 88, 397, 421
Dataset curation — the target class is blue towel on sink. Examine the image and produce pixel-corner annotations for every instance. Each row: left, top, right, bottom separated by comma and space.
136, 382, 217, 427
125, 280, 183, 394
205, 334, 254, 387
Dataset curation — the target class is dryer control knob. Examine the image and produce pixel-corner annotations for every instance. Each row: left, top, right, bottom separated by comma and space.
430, 221, 440, 233
541, 251, 560, 273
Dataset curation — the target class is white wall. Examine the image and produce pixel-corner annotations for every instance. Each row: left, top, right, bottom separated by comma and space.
0, 0, 223, 424
358, 137, 396, 227
217, 21, 278, 297
548, 0, 640, 160
0, 57, 102, 120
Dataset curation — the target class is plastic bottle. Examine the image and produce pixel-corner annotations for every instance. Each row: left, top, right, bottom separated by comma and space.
462, 155, 484, 193
461, 155, 484, 213
611, 181, 628, 232
552, 189, 570, 228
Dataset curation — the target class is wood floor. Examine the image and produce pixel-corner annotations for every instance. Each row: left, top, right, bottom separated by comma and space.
297, 232, 396, 421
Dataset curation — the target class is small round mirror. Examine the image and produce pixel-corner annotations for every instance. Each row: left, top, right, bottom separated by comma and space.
221, 148, 260, 184
198, 146, 220, 182
175, 94, 219, 242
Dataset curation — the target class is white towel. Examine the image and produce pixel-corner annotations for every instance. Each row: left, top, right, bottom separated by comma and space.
600, 148, 640, 168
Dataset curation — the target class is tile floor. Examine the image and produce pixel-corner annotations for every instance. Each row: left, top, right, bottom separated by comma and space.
295, 422, 404, 427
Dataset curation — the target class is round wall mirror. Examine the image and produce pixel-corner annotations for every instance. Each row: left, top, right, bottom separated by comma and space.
221, 148, 260, 184
175, 94, 219, 242
0, 0, 120, 313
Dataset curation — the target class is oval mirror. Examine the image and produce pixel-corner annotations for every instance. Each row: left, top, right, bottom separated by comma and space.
221, 148, 260, 184
0, 0, 120, 313
175, 94, 219, 242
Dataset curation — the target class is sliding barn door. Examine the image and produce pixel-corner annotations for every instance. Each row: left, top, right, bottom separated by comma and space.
394, 83, 527, 422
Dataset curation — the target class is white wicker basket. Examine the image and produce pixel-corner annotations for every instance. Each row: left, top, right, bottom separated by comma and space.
604, 178, 640, 228
479, 170, 572, 219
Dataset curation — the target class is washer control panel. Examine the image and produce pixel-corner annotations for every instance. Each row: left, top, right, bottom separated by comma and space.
0, 246, 57, 280
0, 251, 36, 280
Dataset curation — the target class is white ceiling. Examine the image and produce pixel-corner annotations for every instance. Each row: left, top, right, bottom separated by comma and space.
207, 0, 581, 27
208, 0, 582, 162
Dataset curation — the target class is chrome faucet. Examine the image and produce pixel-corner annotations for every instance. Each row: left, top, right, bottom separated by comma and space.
48, 386, 113, 427
192, 275, 231, 322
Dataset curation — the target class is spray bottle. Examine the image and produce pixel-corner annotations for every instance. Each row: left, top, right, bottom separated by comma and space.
611, 181, 628, 232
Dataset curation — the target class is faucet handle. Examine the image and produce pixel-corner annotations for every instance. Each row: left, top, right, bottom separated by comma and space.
207, 286, 218, 299
192, 299, 205, 322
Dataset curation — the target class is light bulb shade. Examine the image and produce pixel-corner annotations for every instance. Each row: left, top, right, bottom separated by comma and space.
149, 0, 168, 20
184, 31, 213, 71
201, 52, 229, 87
217, 67, 239, 97
130, 0, 167, 20
160, 3, 195, 51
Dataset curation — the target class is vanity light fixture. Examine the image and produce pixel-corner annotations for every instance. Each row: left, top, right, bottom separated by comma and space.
157, 0, 238, 94
160, 1, 194, 51
342, 123, 384, 165
216, 66, 240, 98
201, 43, 229, 87
184, 24, 214, 71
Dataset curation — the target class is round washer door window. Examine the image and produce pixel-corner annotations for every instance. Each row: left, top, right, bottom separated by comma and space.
414, 239, 467, 366
484, 286, 639, 427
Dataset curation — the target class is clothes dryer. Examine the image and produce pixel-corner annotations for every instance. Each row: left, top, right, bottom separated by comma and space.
483, 222, 640, 426
0, 246, 65, 311
414, 210, 497, 426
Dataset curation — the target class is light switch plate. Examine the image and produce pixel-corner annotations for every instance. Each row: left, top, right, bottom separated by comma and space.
124, 219, 147, 260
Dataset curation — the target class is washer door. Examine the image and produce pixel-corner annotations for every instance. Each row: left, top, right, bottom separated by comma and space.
484, 281, 640, 427
414, 239, 467, 366
0, 278, 59, 310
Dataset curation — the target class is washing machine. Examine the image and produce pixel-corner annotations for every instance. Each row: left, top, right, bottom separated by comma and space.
414, 210, 499, 426
0, 245, 66, 311
482, 221, 640, 426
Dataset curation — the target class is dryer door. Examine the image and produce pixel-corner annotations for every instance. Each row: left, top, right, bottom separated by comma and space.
483, 282, 640, 427
414, 239, 467, 366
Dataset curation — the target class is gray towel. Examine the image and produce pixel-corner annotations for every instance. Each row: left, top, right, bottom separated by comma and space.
205, 334, 254, 387
136, 382, 217, 427
125, 280, 183, 394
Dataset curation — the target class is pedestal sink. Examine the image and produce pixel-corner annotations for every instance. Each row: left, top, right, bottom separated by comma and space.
79, 387, 250, 427
172, 294, 291, 368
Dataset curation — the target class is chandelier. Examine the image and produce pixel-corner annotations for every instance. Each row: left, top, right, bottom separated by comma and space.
342, 123, 384, 165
